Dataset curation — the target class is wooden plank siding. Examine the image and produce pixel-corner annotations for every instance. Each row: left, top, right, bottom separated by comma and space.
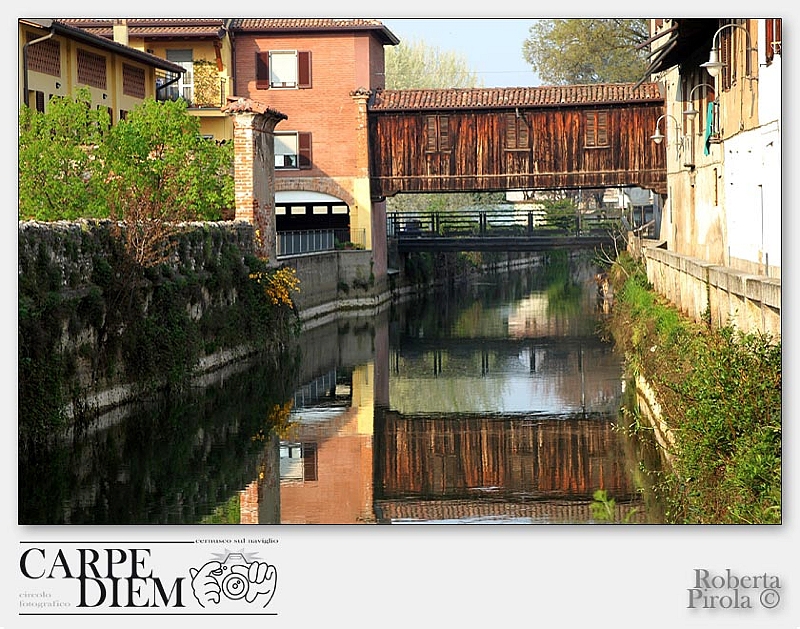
368, 83, 667, 197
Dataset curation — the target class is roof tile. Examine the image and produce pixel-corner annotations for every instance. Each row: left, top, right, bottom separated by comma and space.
369, 83, 663, 111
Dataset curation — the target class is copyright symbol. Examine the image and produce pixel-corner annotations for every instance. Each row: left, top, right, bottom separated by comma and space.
760, 588, 780, 609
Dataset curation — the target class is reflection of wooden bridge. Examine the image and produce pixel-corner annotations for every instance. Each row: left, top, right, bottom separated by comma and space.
373, 410, 639, 503
389, 207, 621, 252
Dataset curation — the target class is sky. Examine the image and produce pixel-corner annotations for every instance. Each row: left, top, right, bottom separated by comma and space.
380, 18, 541, 88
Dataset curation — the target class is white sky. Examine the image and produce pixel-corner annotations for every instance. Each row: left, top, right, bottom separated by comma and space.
380, 18, 541, 88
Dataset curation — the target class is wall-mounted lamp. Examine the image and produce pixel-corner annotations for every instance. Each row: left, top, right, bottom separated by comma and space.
700, 22, 756, 79
55, 81, 61, 89
683, 82, 716, 116
102, 93, 107, 100
651, 114, 681, 144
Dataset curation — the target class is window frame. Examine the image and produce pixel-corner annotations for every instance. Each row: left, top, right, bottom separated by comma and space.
274, 131, 312, 170
766, 18, 781, 64
256, 50, 312, 90
584, 110, 610, 148
504, 111, 530, 151
165, 49, 194, 103
424, 114, 451, 153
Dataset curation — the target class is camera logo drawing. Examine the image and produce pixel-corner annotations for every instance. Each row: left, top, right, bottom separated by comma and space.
189, 552, 277, 609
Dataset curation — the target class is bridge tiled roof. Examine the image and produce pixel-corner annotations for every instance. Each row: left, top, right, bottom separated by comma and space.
376, 498, 648, 523
58, 18, 227, 39
369, 82, 664, 111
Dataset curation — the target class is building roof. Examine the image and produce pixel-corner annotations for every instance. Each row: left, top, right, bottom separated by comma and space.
369, 82, 664, 112
635, 18, 719, 86
58, 18, 227, 40
228, 18, 399, 45
20, 19, 186, 73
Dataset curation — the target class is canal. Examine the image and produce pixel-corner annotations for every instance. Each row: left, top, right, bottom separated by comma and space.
18, 252, 664, 525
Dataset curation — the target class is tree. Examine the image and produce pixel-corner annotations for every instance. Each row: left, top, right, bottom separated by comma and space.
99, 97, 233, 265
385, 38, 482, 89
522, 19, 650, 85
18, 89, 110, 220
19, 90, 234, 265
384, 39, 504, 213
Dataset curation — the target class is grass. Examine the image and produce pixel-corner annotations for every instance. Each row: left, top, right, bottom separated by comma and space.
605, 253, 781, 524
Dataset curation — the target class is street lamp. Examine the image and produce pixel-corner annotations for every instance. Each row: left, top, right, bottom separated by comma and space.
651, 114, 681, 145
701, 22, 756, 79
683, 82, 716, 117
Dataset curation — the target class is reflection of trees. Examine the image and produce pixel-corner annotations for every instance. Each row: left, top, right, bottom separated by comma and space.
19, 355, 298, 524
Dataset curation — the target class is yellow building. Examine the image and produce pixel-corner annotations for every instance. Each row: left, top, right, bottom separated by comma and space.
19, 18, 185, 124
58, 18, 235, 141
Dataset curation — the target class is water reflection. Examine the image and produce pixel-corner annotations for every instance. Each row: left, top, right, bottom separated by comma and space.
19, 255, 662, 525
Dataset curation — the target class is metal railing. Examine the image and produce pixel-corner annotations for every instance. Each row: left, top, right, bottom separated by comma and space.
277, 230, 335, 257
388, 207, 622, 239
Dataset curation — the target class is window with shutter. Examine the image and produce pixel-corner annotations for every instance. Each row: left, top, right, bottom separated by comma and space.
274, 132, 312, 169
256, 52, 270, 89
505, 112, 530, 150
439, 115, 450, 151
424, 115, 451, 153
298, 51, 312, 88
302, 443, 318, 481
766, 18, 781, 63
585, 110, 610, 148
298, 132, 312, 169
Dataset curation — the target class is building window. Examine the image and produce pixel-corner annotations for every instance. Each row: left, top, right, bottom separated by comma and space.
26, 34, 61, 77
77, 49, 107, 90
585, 110, 609, 147
425, 115, 451, 152
122, 63, 146, 99
31, 91, 46, 113
504, 112, 530, 150
766, 18, 781, 63
256, 50, 312, 89
275, 132, 312, 169
165, 49, 193, 103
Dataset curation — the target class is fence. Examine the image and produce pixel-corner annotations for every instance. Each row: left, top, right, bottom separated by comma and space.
277, 230, 335, 257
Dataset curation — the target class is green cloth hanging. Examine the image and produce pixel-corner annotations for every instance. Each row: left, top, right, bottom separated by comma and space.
704, 101, 714, 156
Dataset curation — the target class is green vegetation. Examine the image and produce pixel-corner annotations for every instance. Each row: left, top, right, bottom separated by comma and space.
18, 223, 300, 451
590, 489, 640, 523
606, 253, 782, 524
19, 89, 233, 231
522, 19, 650, 85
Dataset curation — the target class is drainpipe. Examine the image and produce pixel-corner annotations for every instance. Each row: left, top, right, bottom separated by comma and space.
22, 23, 56, 109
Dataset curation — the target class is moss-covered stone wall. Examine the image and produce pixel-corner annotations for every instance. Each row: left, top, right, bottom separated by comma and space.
18, 220, 298, 442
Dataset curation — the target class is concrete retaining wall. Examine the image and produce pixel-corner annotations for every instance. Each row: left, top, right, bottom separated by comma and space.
639, 243, 781, 340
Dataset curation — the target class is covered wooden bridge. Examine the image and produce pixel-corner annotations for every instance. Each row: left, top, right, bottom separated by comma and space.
367, 82, 667, 198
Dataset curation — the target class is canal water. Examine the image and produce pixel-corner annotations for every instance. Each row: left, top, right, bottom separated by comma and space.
18, 252, 664, 525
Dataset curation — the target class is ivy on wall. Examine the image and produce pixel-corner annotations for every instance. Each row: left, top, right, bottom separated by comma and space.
18, 220, 300, 449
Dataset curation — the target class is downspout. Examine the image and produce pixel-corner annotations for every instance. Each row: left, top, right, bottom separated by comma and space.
22, 26, 56, 108
227, 19, 236, 97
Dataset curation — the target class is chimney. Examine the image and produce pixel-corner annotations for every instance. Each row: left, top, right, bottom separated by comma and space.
112, 19, 128, 46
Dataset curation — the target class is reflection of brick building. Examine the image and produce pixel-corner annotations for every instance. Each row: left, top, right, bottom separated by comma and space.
375, 411, 638, 502
278, 363, 376, 524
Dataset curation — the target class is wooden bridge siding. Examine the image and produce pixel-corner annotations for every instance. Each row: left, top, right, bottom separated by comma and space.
368, 103, 666, 197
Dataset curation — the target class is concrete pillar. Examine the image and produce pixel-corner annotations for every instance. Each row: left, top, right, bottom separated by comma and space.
223, 98, 287, 261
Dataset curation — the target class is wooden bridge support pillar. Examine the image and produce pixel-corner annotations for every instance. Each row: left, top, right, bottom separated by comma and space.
224, 98, 288, 261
